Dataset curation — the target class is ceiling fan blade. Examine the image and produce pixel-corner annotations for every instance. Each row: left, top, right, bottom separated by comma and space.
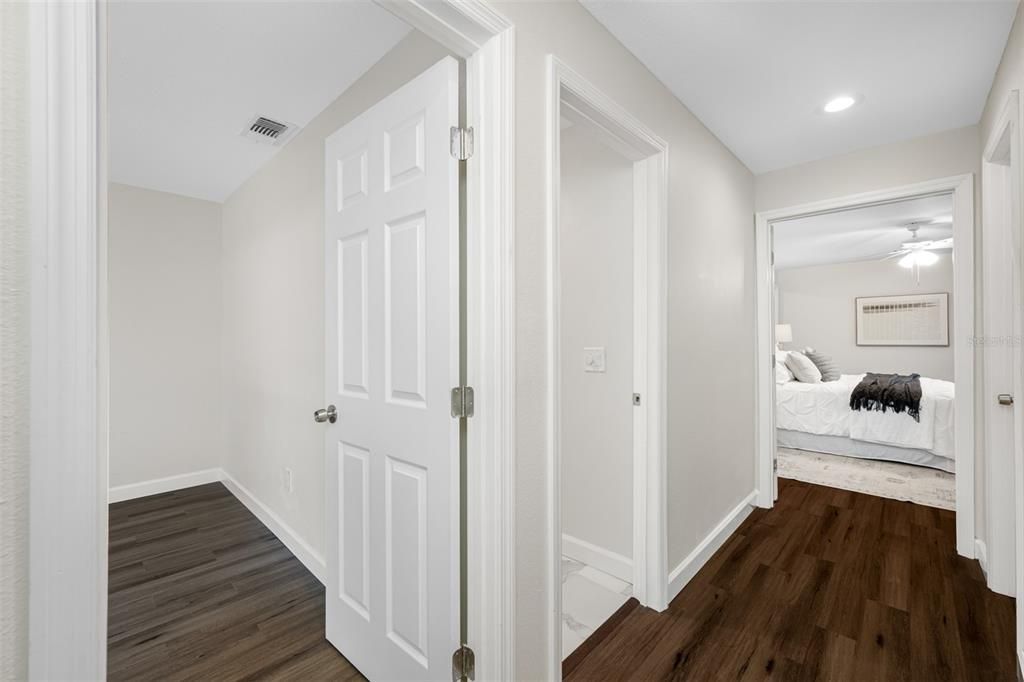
882, 250, 909, 260
923, 237, 953, 250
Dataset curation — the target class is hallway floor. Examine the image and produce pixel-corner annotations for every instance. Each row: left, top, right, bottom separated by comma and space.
565, 478, 1017, 681
107, 483, 363, 681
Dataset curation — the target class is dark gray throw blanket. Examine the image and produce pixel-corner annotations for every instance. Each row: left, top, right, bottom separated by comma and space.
849, 373, 922, 423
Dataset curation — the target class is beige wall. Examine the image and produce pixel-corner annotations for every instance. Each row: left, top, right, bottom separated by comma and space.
982, 3, 1024, 142
755, 125, 980, 212
494, 2, 757, 676
559, 125, 635, 562
777, 254, 955, 381
1, 1, 30, 676
220, 32, 451, 561
108, 183, 224, 488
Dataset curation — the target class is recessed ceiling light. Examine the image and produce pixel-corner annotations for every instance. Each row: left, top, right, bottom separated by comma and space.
824, 95, 857, 113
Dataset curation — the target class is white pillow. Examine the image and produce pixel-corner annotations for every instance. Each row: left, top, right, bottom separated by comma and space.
785, 351, 822, 383
775, 361, 795, 384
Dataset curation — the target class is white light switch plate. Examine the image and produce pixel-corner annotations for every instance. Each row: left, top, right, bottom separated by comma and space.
583, 347, 606, 373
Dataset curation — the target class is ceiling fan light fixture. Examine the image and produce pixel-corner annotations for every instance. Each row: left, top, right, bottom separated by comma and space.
898, 250, 939, 269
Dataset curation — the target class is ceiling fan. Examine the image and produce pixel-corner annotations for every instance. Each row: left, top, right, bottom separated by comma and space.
881, 221, 952, 282
883, 222, 953, 269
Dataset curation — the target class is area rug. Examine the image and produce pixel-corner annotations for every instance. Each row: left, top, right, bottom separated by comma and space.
777, 447, 955, 510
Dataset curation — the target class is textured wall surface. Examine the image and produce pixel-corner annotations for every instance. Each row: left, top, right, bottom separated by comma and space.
0, 1, 30, 677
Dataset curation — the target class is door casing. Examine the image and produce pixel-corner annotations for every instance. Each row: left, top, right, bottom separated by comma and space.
754, 175, 977, 560
29, 1, 516, 679
981, 89, 1024, 660
545, 55, 670, 680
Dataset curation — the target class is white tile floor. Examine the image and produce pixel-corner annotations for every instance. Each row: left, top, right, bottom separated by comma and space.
561, 556, 632, 660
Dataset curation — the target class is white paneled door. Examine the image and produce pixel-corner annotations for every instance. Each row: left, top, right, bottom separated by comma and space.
323, 57, 459, 681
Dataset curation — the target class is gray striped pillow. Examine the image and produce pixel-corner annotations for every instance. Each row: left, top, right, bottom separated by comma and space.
804, 349, 840, 382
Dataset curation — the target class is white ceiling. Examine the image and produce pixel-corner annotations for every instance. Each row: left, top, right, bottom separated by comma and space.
581, 1, 1018, 173
109, 1, 411, 202
773, 194, 953, 269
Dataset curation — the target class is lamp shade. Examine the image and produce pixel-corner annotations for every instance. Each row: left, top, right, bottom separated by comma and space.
775, 323, 793, 344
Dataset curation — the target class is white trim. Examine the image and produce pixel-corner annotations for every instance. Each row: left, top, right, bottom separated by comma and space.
667, 491, 758, 601
463, 17, 517, 682
108, 469, 225, 504
982, 91, 1022, 598
754, 174, 977, 559
221, 472, 328, 585
546, 55, 669, 680
28, 2, 106, 680
981, 90, 1024, 646
561, 534, 633, 584
975, 538, 989, 580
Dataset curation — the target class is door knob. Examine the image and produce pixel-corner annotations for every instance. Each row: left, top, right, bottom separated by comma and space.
314, 405, 338, 423
998, 394, 1014, 406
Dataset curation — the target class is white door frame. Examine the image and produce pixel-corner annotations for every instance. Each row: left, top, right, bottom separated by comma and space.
545, 55, 669, 679
981, 89, 1024, 661
982, 90, 1023, 598
29, 1, 517, 679
754, 174, 976, 559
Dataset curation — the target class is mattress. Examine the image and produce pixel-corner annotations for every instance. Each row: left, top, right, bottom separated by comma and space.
775, 373, 954, 463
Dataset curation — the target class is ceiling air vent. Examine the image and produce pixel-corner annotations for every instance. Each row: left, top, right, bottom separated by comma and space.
241, 115, 298, 146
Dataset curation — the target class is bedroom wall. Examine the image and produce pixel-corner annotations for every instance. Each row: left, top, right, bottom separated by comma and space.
108, 183, 224, 488
493, 2, 756, 676
559, 124, 635, 567
776, 254, 955, 381
220, 32, 451, 563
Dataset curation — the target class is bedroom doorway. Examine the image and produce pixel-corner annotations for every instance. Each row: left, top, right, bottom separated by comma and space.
755, 175, 976, 560
546, 57, 668, 679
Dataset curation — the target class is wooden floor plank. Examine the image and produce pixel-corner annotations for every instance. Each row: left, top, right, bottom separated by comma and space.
108, 483, 364, 681
566, 478, 1017, 681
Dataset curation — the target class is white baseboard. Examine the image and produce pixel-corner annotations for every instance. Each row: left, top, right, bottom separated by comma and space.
668, 490, 758, 601
561, 533, 633, 583
108, 468, 223, 503
108, 467, 326, 585
976, 538, 989, 579
220, 473, 327, 585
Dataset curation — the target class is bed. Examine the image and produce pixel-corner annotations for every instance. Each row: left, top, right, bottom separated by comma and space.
776, 373, 955, 473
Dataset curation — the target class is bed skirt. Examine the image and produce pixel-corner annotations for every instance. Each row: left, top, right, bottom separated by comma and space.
776, 429, 955, 473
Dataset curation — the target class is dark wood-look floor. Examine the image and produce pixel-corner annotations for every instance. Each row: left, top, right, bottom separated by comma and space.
108, 482, 364, 681
567, 478, 1018, 682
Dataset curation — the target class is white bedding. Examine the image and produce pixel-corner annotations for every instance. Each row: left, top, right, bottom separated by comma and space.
775, 374, 954, 461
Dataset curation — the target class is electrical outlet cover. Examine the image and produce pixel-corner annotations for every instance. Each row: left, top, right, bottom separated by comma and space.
583, 347, 606, 373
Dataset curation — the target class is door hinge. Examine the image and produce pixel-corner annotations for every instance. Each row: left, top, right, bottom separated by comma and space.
452, 645, 475, 681
451, 386, 475, 418
450, 126, 474, 161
